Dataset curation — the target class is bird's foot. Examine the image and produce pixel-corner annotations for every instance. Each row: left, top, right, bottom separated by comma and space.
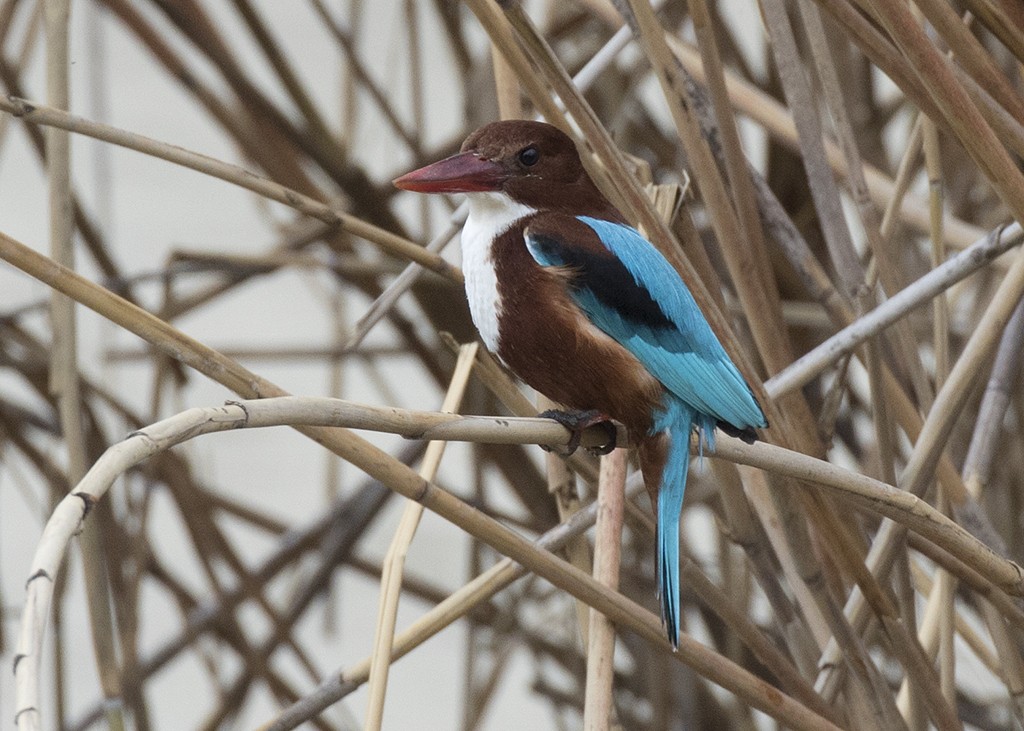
538, 408, 617, 456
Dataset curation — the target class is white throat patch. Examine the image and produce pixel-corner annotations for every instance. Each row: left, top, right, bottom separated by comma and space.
460, 192, 537, 353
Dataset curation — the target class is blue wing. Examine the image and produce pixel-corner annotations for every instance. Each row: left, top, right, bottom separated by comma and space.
525, 214, 766, 432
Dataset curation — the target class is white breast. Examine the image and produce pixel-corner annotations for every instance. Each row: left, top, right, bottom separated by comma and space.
460, 193, 537, 353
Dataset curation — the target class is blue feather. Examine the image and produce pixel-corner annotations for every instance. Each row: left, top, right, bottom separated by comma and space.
526, 214, 767, 648
652, 398, 717, 648
540, 216, 767, 430
576, 217, 765, 430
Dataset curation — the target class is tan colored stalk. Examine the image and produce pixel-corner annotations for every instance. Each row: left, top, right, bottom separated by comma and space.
14, 397, 846, 731
665, 36, 985, 249
760, 0, 862, 297
43, 2, 126, 730
543, 419, 594, 645
909, 563, 1000, 672
859, 0, 1024, 223
5, 229, 850, 731
923, 114, 957, 709
582, 448, 626, 731
911, 0, 1024, 126
817, 241, 1024, 698
0, 95, 460, 282
364, 344, 478, 730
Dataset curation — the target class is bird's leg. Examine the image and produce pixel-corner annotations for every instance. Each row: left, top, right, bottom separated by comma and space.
538, 408, 618, 456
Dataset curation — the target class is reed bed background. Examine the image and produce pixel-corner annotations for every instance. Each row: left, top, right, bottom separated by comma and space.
2, 0, 1024, 729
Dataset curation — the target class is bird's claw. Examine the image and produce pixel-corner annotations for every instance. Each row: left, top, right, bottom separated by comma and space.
538, 408, 617, 456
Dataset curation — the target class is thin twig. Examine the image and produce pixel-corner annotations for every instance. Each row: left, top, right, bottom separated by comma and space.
0, 96, 460, 281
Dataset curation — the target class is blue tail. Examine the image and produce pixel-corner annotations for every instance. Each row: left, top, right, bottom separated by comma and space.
654, 400, 715, 649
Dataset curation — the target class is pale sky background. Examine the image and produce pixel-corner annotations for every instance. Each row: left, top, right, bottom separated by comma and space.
0, 2, 549, 729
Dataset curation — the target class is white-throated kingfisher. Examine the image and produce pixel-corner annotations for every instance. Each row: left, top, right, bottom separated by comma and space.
394, 120, 767, 648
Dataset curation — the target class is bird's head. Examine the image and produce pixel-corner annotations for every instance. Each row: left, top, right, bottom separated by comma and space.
394, 120, 612, 215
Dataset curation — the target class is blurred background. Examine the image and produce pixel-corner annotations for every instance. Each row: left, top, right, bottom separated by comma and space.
2, 0, 1023, 729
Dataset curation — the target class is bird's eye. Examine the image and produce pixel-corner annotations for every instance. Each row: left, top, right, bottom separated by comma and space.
518, 147, 540, 167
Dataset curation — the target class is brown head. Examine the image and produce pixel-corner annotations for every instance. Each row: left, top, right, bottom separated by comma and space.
394, 120, 620, 219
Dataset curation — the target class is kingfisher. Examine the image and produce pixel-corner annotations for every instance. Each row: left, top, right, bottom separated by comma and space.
394, 120, 767, 648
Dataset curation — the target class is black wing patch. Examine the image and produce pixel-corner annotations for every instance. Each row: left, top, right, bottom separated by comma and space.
527, 232, 675, 331
716, 420, 760, 443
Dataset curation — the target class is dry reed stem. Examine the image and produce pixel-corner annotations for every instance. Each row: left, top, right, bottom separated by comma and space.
922, 109, 957, 717
767, 222, 1023, 396
818, 240, 1024, 698
665, 36, 985, 249
14, 395, 847, 731
963, 299, 1024, 500
41, 1, 125, 729
1, 225, 841, 729
582, 447, 626, 731
542, 403, 596, 646
262, 479, 646, 731
5, 1, 1024, 726
0, 95, 460, 281
363, 344, 478, 730
911, 563, 1000, 674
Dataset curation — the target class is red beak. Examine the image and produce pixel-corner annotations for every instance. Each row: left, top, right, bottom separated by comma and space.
393, 152, 507, 193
